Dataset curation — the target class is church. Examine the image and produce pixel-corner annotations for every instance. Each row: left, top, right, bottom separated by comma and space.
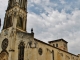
0, 0, 80, 60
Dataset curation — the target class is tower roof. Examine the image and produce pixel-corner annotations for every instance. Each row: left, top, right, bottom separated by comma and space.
48, 38, 68, 43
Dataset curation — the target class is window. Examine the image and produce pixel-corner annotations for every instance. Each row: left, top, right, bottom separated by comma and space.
17, 17, 23, 29
38, 48, 43, 55
64, 44, 67, 48
56, 44, 58, 47
53, 44, 55, 47
52, 50, 54, 60
18, 41, 25, 60
1, 38, 8, 50
7, 16, 12, 28
3, 16, 12, 29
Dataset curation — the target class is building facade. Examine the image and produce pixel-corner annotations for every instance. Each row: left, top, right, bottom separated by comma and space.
0, 0, 80, 60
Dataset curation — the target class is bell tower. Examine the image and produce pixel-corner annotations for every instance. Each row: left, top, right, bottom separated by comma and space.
7, 0, 27, 11
3, 0, 27, 31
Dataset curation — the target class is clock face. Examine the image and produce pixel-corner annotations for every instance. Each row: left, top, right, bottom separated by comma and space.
1, 38, 8, 50
38, 48, 43, 55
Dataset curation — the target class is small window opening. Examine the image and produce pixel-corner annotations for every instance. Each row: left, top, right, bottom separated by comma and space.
53, 44, 55, 47
56, 44, 58, 47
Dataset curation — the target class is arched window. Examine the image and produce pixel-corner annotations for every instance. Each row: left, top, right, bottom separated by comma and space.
6, 16, 12, 28
18, 41, 25, 60
56, 44, 58, 47
53, 44, 55, 47
18, 0, 23, 8
3, 16, 12, 29
52, 50, 54, 60
17, 17, 23, 29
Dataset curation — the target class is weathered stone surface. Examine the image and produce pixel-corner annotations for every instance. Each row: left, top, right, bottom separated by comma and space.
0, 0, 80, 60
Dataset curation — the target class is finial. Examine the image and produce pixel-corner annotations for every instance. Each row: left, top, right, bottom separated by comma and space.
31, 28, 33, 33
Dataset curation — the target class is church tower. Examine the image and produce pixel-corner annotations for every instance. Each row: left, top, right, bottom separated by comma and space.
3, 0, 27, 31
0, 0, 35, 60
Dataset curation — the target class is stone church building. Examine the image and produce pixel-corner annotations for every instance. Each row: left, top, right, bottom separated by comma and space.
0, 0, 80, 60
